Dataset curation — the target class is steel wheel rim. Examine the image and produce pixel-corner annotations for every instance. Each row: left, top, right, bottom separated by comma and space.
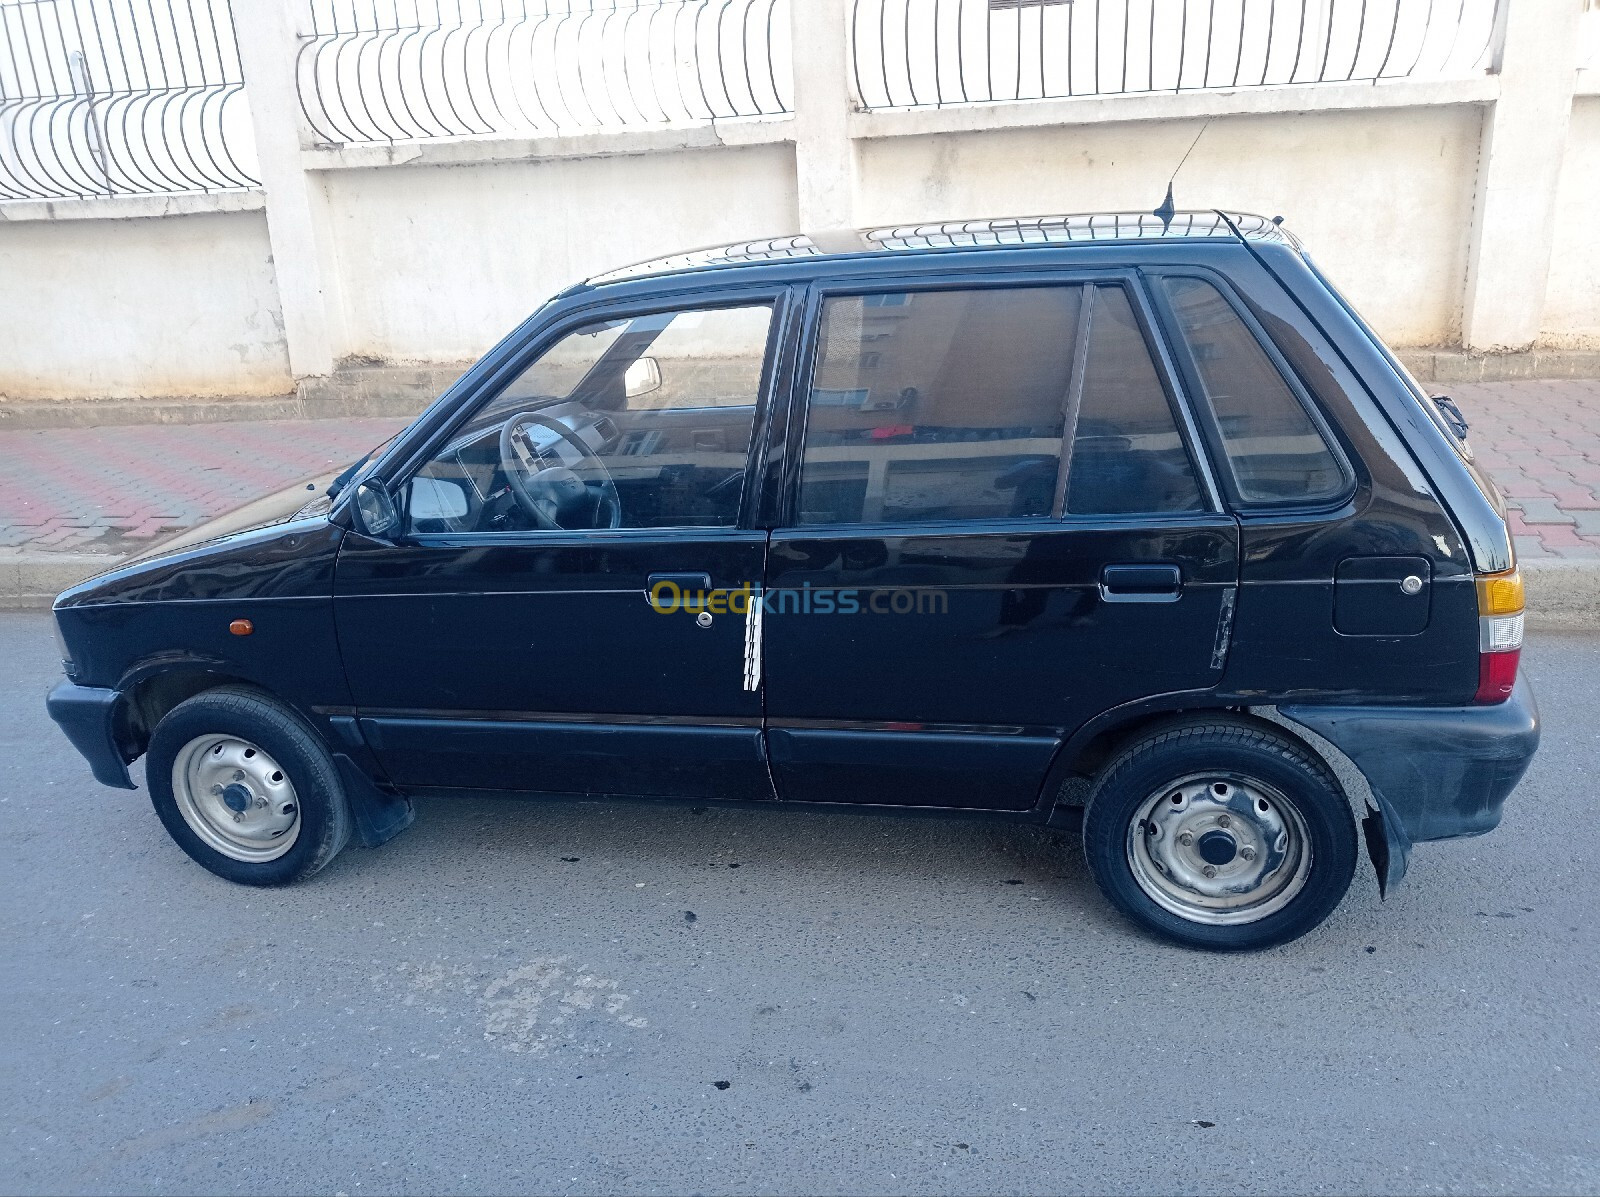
1126, 773, 1313, 926
171, 734, 301, 863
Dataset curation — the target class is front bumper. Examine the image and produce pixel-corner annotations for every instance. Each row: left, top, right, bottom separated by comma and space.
46, 680, 135, 790
1280, 673, 1540, 892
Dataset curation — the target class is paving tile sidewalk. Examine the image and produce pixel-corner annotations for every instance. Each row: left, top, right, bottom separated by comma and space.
0, 417, 405, 557
0, 380, 1598, 565
1461, 380, 1600, 559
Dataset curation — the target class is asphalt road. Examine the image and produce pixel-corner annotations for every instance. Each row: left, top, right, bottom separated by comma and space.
2, 611, 1597, 1196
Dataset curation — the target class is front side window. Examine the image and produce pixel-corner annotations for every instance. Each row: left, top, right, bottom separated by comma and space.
402, 303, 773, 534
1161, 276, 1346, 505
794, 283, 1203, 526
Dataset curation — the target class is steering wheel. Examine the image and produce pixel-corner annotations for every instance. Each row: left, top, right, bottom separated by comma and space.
497, 412, 622, 531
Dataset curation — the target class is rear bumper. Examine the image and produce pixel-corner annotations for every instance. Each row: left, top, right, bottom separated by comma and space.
46, 680, 135, 790
1280, 673, 1539, 891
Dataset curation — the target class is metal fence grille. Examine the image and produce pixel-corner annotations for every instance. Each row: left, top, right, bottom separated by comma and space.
296, 0, 793, 145
0, 0, 258, 199
852, 0, 1504, 110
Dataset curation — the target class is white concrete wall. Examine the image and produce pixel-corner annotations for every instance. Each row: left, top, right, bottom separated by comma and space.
1542, 96, 1600, 349
0, 209, 290, 401
1, 0, 1597, 403
322, 143, 799, 363
854, 105, 1482, 347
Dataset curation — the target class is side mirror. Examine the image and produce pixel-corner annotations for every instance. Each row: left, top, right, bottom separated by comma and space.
354, 481, 400, 539
624, 356, 662, 399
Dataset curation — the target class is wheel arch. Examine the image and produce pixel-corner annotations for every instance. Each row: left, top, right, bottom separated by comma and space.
116, 667, 264, 761
1041, 698, 1257, 810
1043, 699, 1366, 808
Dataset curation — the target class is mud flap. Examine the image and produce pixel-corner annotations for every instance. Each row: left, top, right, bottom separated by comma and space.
1361, 800, 1410, 899
334, 753, 415, 848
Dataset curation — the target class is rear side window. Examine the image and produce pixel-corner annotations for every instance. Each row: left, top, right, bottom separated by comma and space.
1161, 277, 1346, 505
794, 283, 1204, 526
797, 287, 1079, 525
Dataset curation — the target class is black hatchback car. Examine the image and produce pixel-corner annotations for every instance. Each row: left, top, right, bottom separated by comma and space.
47, 211, 1538, 951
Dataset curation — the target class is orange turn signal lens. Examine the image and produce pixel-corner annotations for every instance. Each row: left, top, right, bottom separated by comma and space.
229, 618, 254, 636
1475, 569, 1524, 617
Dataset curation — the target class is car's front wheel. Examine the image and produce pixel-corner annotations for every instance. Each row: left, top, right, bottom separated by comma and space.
146, 686, 352, 885
1082, 717, 1358, 951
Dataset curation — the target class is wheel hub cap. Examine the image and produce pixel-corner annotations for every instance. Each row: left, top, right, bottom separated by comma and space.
221, 782, 253, 814
1196, 829, 1238, 865
1126, 775, 1313, 926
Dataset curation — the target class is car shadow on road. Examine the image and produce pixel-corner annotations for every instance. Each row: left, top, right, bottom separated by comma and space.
330, 787, 1104, 904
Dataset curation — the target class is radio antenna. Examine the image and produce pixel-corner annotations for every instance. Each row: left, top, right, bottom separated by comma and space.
1154, 118, 1214, 229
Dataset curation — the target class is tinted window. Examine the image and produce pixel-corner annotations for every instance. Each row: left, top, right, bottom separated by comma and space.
1162, 277, 1345, 504
404, 303, 771, 534
1065, 286, 1204, 515
796, 287, 1081, 525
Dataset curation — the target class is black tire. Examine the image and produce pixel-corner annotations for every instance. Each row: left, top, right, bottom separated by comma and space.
1081, 716, 1358, 951
146, 686, 352, 886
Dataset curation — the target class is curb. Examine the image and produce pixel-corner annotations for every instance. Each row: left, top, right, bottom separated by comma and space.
0, 365, 464, 430
3, 551, 1597, 629
1520, 558, 1600, 631
1397, 348, 1600, 386
0, 553, 123, 609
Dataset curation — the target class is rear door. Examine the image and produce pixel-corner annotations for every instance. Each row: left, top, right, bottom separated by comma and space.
761, 272, 1240, 811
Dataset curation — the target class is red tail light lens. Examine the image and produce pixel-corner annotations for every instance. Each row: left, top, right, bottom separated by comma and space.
1475, 648, 1520, 704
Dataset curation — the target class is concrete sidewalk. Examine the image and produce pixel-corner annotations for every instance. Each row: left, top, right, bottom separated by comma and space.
2, 381, 1598, 622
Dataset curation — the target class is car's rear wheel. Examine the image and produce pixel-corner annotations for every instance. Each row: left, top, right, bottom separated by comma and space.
147, 686, 351, 885
1082, 717, 1358, 951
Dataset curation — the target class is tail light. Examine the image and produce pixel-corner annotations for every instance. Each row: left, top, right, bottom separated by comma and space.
1474, 568, 1524, 703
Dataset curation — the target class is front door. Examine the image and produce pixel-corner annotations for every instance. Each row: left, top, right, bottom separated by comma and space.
334, 293, 789, 799
762, 276, 1239, 811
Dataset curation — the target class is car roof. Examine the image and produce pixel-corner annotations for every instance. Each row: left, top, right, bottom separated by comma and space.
584, 210, 1298, 288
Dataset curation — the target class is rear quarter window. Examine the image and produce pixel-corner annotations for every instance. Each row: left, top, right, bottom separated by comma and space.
1160, 276, 1347, 506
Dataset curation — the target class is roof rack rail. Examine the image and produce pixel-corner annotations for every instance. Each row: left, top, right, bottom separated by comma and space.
586, 210, 1291, 286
